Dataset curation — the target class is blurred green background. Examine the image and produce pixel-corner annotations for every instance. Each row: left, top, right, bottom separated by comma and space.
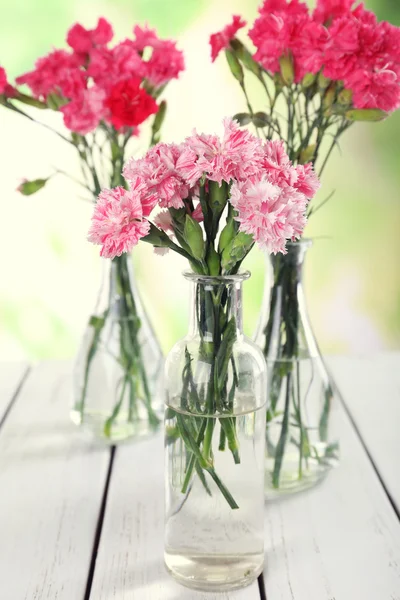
0, 0, 399, 360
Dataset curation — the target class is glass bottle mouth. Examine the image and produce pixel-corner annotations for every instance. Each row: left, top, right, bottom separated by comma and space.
286, 237, 313, 249
183, 270, 251, 285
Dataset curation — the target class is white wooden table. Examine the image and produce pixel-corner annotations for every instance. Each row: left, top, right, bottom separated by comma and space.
0, 354, 399, 600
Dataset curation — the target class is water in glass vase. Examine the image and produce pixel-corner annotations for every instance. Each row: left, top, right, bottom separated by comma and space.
265, 357, 340, 495
165, 401, 265, 592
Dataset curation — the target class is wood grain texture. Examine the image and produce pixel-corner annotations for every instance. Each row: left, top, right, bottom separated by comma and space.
90, 433, 261, 600
263, 357, 400, 600
0, 361, 111, 600
329, 353, 400, 515
0, 362, 29, 423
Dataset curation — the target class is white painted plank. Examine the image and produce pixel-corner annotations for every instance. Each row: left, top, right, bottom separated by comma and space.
0, 362, 28, 421
0, 361, 110, 600
264, 362, 400, 600
90, 433, 261, 600
328, 352, 400, 515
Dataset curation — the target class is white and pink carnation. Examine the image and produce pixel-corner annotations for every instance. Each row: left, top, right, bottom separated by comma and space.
123, 143, 189, 212
230, 176, 309, 254
88, 179, 150, 258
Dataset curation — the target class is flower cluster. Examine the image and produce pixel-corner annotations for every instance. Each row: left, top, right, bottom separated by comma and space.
89, 118, 318, 261
5, 18, 184, 134
210, 0, 400, 113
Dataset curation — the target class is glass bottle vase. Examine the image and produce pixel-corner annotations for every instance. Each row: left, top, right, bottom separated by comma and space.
71, 253, 163, 443
254, 240, 340, 496
164, 272, 267, 592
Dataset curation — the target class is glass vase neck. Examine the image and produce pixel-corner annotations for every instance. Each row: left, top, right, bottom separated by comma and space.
270, 238, 312, 272
184, 272, 250, 339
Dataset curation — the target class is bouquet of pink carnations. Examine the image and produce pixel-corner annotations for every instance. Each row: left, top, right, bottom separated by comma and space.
0, 18, 185, 440
210, 0, 400, 491
88, 117, 319, 503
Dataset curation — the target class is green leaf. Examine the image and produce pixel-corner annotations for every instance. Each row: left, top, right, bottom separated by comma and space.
221, 232, 253, 271
14, 92, 47, 110
142, 222, 171, 247
184, 215, 205, 260
17, 177, 50, 196
218, 218, 236, 253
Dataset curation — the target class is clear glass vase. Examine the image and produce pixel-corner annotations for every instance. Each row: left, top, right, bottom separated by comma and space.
71, 253, 163, 443
164, 272, 267, 593
254, 240, 340, 497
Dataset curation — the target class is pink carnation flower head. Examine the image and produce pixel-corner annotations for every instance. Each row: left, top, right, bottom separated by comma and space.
209, 15, 247, 62
143, 40, 185, 88
61, 87, 106, 134
16, 50, 85, 100
230, 177, 309, 254
67, 18, 114, 58
249, 0, 325, 82
88, 180, 150, 258
178, 118, 264, 186
124, 143, 189, 212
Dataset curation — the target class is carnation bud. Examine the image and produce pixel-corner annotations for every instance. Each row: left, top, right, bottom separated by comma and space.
338, 89, 353, 107
345, 108, 388, 122
299, 144, 316, 165
218, 218, 236, 253
184, 215, 205, 261
221, 232, 253, 271
279, 54, 294, 86
206, 245, 220, 276
252, 112, 271, 128
323, 84, 336, 110
209, 181, 228, 215
230, 39, 262, 78
318, 72, 330, 91
233, 112, 252, 126
225, 49, 244, 84
302, 73, 317, 89
17, 177, 50, 196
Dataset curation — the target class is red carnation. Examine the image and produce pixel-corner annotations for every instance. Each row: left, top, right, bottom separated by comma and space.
105, 77, 158, 130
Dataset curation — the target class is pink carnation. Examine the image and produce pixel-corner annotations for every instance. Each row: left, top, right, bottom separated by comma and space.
88, 180, 150, 258
293, 163, 321, 198
16, 50, 85, 100
131, 25, 161, 52
324, 12, 400, 111
177, 118, 264, 186
61, 87, 106, 134
249, 0, 325, 81
230, 177, 309, 254
209, 15, 247, 62
124, 143, 189, 211
143, 41, 185, 87
130, 25, 184, 87
347, 67, 400, 112
0, 66, 15, 97
67, 18, 113, 59
88, 42, 145, 91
